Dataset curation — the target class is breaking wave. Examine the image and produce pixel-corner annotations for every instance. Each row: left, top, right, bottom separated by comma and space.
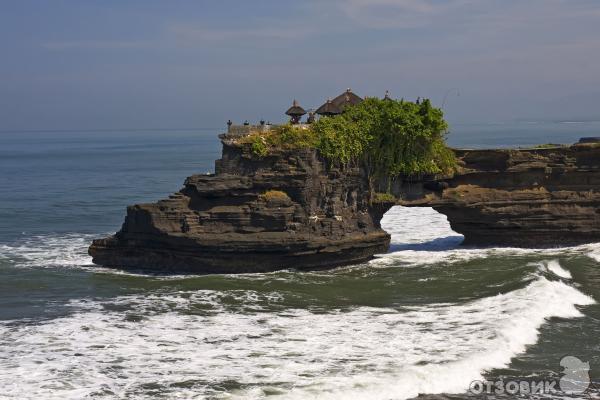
538, 259, 573, 280
0, 233, 94, 268
0, 207, 597, 399
0, 275, 593, 399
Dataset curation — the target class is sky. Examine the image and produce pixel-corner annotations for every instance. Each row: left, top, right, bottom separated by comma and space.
1, 0, 599, 131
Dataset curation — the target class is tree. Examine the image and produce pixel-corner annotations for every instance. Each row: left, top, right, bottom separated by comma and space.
312, 97, 455, 178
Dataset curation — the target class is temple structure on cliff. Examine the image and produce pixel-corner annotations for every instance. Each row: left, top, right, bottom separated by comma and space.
326, 88, 364, 112
312, 88, 364, 120
226, 88, 365, 133
284, 100, 306, 124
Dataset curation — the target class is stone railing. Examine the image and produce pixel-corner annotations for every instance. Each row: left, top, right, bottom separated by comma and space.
226, 124, 273, 137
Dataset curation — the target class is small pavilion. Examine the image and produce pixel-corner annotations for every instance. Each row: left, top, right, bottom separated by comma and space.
285, 100, 306, 124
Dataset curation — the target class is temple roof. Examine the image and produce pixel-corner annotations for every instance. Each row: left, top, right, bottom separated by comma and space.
331, 88, 363, 109
285, 99, 306, 116
315, 99, 342, 116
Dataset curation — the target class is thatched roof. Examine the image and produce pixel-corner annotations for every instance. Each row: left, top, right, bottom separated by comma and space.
331, 88, 363, 109
315, 99, 342, 116
285, 99, 306, 116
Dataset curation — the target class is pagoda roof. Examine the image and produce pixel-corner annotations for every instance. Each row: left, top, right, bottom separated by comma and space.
331, 88, 363, 109
315, 99, 342, 116
285, 100, 306, 116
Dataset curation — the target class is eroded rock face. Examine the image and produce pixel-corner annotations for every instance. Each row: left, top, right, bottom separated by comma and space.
400, 144, 600, 247
89, 141, 600, 273
89, 143, 390, 273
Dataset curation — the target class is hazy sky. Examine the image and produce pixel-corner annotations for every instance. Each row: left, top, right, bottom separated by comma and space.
1, 0, 599, 131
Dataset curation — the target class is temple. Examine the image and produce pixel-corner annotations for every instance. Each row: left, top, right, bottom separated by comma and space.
285, 100, 306, 124
315, 98, 342, 117
227, 88, 367, 132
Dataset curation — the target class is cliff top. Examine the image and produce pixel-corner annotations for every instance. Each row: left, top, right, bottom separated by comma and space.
227, 97, 457, 178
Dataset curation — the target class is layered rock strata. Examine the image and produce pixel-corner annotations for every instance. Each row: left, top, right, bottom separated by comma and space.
401, 144, 600, 247
89, 140, 600, 273
89, 143, 390, 273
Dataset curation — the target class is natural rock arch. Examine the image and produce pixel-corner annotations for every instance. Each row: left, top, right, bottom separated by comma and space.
89, 142, 600, 273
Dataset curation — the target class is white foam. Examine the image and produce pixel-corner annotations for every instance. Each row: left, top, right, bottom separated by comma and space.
372, 206, 600, 268
543, 259, 573, 279
380, 205, 463, 246
588, 248, 600, 263
0, 207, 598, 398
0, 233, 95, 268
0, 233, 198, 278
0, 277, 593, 400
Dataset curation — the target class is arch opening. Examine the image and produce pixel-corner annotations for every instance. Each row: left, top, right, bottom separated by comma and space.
380, 205, 464, 252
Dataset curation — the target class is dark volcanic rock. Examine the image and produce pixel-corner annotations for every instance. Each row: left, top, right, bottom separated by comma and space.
89, 143, 390, 273
579, 137, 600, 144
399, 143, 600, 247
89, 140, 600, 273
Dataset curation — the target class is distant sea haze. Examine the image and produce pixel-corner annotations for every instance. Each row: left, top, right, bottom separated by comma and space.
1, 119, 598, 148
446, 120, 600, 148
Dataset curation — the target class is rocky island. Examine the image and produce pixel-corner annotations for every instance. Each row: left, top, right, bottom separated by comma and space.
89, 92, 600, 273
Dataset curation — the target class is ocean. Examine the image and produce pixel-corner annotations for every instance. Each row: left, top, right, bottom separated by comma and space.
0, 121, 599, 399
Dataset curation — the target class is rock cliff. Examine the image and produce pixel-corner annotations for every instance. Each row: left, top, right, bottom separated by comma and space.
89, 141, 390, 273
89, 140, 600, 273
399, 144, 600, 247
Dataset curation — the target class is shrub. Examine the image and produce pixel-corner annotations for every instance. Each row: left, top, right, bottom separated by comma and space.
312, 114, 368, 165
312, 97, 456, 177
274, 124, 318, 149
372, 192, 396, 203
260, 190, 291, 202
250, 134, 268, 158
237, 125, 318, 157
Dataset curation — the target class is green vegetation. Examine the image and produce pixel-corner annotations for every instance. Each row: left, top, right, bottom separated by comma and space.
250, 134, 269, 157
260, 190, 291, 202
238, 97, 456, 179
313, 97, 455, 176
273, 124, 319, 149
240, 124, 318, 158
371, 192, 397, 204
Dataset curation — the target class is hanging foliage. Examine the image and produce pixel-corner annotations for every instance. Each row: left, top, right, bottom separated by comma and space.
312, 97, 455, 176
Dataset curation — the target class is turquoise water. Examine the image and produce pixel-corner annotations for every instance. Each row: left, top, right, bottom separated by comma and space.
0, 123, 599, 399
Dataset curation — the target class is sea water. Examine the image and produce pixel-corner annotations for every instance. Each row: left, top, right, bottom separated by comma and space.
0, 123, 599, 399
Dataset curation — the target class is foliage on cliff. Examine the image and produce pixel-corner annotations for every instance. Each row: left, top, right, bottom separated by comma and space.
238, 97, 456, 177
259, 190, 291, 202
240, 124, 318, 157
313, 98, 455, 176
371, 192, 397, 204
